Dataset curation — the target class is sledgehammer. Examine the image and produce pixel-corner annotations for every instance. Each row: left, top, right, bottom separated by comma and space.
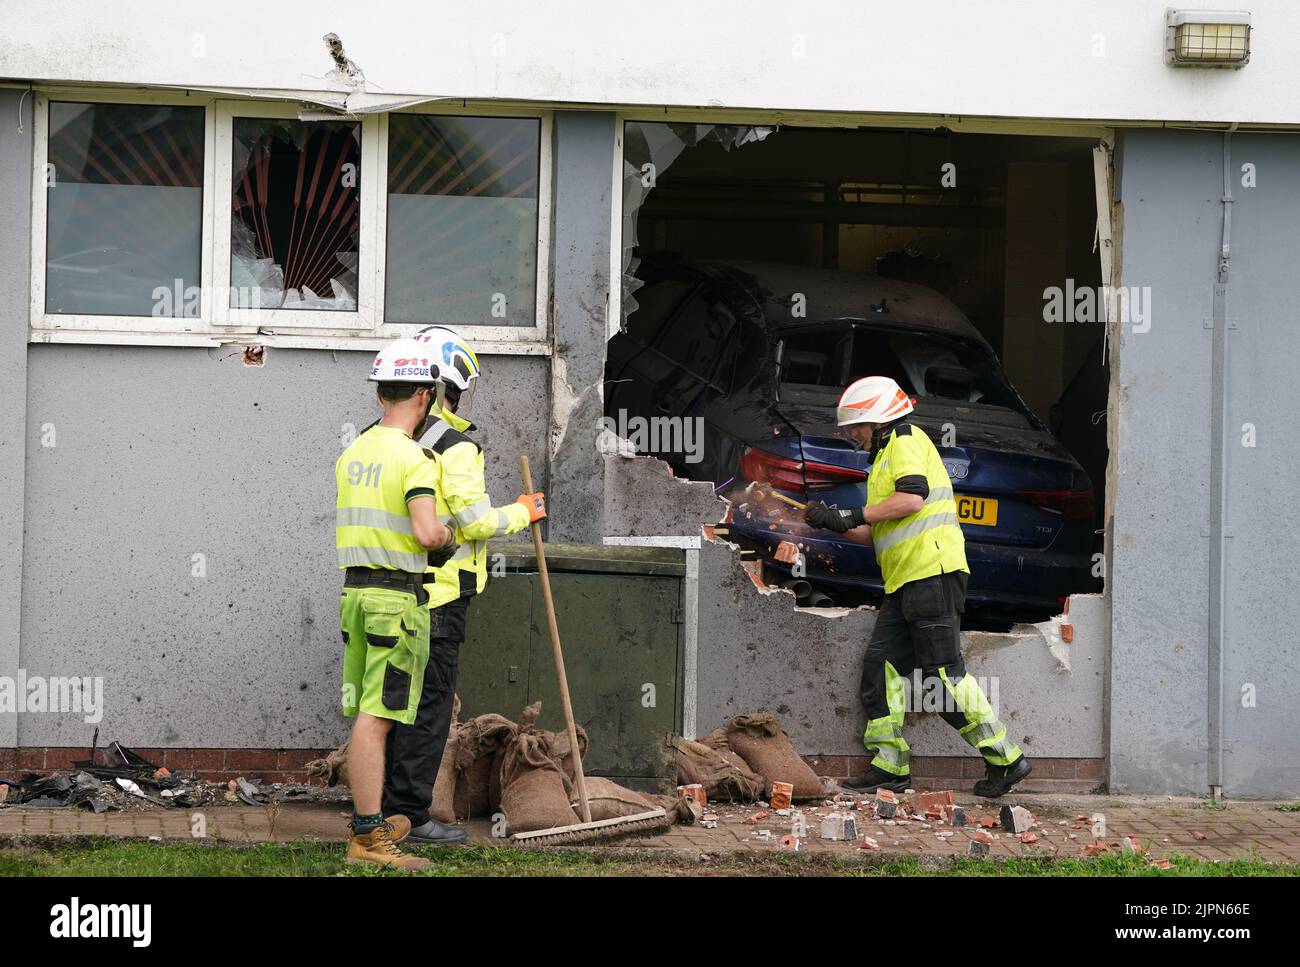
743, 480, 807, 511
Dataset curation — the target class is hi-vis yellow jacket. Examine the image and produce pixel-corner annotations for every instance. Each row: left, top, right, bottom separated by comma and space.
421, 406, 532, 608
865, 422, 968, 594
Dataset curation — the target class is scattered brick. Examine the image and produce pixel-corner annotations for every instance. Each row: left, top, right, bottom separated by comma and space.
1000, 804, 1034, 833
1019, 831, 1039, 844
916, 790, 954, 813
678, 784, 707, 807
1151, 858, 1174, 870
1121, 835, 1147, 855
1192, 830, 1207, 841
770, 782, 794, 810
820, 813, 858, 841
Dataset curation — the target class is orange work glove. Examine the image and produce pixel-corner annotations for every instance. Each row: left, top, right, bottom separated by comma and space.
517, 491, 547, 522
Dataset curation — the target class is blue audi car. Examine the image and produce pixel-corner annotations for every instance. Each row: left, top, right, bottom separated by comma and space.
605, 259, 1099, 626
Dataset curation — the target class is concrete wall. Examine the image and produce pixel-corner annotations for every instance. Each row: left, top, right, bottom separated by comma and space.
1110, 130, 1300, 797
548, 111, 615, 543
0, 91, 33, 751
4, 1, 1298, 125
16, 346, 546, 748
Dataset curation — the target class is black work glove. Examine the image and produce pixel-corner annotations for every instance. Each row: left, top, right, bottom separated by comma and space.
804, 501, 866, 534
427, 538, 460, 569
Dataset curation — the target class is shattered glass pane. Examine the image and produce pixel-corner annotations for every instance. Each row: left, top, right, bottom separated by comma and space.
45, 102, 204, 317
384, 114, 539, 326
620, 122, 774, 329
230, 118, 361, 311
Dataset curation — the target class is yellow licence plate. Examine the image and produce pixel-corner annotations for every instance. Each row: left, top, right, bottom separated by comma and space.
956, 496, 998, 527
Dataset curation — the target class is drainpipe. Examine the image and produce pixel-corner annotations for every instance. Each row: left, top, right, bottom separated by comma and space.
1206, 124, 1236, 802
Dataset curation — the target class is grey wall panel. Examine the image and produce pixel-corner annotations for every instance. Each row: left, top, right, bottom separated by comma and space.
19, 345, 546, 747
1109, 130, 1242, 794
548, 111, 615, 543
0, 91, 33, 750
1211, 134, 1300, 797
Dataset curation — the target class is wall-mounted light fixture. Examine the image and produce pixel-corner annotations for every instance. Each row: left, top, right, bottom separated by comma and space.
1166, 9, 1251, 67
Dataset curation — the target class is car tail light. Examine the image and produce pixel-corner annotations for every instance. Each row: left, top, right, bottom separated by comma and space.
1016, 485, 1094, 521
740, 447, 867, 494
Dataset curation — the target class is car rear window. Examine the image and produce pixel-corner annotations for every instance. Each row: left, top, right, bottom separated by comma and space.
779, 325, 1027, 414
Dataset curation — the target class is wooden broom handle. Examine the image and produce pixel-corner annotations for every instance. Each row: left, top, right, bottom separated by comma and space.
520, 455, 592, 823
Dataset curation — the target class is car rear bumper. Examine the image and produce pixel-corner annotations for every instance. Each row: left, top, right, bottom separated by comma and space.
726, 520, 1095, 621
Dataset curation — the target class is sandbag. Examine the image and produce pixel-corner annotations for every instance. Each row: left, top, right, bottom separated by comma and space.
573, 777, 655, 821
699, 728, 730, 750
516, 701, 589, 783
488, 747, 508, 812
306, 740, 350, 788
429, 695, 464, 823
724, 712, 823, 801
547, 723, 589, 783
500, 732, 578, 834
674, 736, 766, 803
453, 712, 518, 820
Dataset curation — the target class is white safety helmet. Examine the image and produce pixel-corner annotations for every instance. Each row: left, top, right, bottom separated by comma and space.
836, 375, 914, 427
412, 325, 481, 392
369, 337, 443, 385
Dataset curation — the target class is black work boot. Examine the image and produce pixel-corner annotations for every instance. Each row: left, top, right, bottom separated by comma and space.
973, 756, 1032, 798
838, 765, 910, 795
406, 817, 469, 846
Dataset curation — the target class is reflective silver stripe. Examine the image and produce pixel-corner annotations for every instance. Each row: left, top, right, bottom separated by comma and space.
423, 422, 451, 447
452, 542, 473, 561
452, 497, 494, 529
873, 511, 960, 554
961, 720, 1005, 746
869, 745, 911, 769
864, 720, 900, 740
926, 485, 954, 504
489, 508, 513, 537
337, 546, 428, 572
336, 506, 414, 534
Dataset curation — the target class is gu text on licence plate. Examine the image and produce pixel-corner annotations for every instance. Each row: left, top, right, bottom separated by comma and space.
957, 496, 998, 526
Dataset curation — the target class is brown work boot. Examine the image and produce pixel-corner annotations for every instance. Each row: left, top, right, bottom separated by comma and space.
384, 814, 411, 842
346, 819, 431, 872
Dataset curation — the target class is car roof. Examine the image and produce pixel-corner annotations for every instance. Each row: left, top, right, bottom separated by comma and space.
695, 260, 991, 348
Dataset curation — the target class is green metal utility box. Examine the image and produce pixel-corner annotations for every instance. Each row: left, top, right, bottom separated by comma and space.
458, 542, 686, 793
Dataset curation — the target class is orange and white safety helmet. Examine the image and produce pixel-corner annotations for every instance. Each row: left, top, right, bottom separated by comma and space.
836, 375, 914, 427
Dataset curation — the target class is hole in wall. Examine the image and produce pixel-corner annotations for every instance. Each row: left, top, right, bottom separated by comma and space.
606, 121, 1112, 632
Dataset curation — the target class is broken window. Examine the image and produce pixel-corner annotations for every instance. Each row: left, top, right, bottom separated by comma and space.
45, 102, 204, 317
229, 118, 361, 310
384, 114, 540, 326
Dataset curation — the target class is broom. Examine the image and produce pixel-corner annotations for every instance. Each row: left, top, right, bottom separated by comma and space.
509, 455, 670, 847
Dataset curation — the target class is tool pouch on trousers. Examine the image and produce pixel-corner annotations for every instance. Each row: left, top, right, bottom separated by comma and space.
360, 591, 426, 712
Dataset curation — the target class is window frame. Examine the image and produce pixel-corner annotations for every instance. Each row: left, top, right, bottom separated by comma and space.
30, 90, 217, 336
374, 105, 551, 345
29, 89, 553, 353
212, 99, 378, 332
